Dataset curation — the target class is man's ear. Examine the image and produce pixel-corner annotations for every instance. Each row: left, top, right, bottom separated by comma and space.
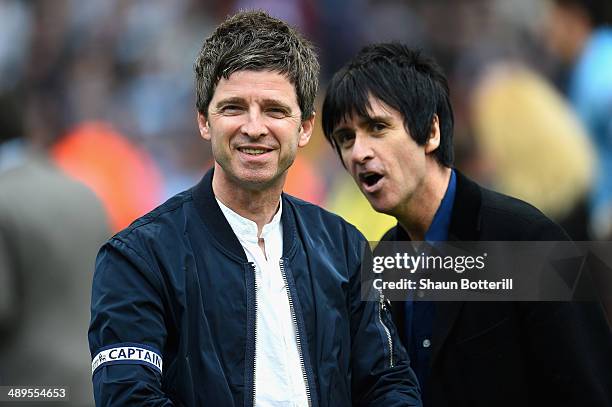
425, 114, 440, 154
197, 112, 210, 141
298, 112, 315, 148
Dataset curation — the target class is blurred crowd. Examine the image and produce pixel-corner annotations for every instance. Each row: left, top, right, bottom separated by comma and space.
0, 0, 611, 405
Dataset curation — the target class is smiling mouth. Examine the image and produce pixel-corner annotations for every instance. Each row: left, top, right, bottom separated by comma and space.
238, 147, 271, 155
359, 172, 384, 188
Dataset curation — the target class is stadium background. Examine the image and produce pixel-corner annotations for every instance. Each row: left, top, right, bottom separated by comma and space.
0, 0, 610, 405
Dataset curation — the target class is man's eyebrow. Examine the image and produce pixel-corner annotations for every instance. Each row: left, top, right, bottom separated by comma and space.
214, 97, 245, 108
214, 97, 293, 111
360, 115, 392, 126
332, 114, 393, 133
260, 98, 293, 111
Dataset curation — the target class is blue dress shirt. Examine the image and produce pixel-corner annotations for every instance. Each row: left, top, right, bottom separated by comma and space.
404, 169, 456, 391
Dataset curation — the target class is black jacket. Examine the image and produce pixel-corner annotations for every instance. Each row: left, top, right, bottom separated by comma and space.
89, 169, 421, 406
383, 171, 612, 407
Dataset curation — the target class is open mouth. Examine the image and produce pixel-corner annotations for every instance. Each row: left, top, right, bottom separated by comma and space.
238, 147, 271, 156
359, 172, 384, 188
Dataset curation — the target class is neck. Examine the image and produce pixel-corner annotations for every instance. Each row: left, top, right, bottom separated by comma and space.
395, 163, 451, 241
212, 164, 284, 236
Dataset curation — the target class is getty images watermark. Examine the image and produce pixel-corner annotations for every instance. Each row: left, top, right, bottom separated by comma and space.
361, 241, 612, 302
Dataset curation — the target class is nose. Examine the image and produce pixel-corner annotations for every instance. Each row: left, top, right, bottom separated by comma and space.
349, 132, 374, 165
240, 108, 268, 139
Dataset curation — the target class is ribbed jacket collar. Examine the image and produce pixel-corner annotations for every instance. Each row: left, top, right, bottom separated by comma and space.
191, 168, 298, 262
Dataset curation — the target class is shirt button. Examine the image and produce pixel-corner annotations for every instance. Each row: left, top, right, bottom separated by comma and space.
422, 339, 431, 348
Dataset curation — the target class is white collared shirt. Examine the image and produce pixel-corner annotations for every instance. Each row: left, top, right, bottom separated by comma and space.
216, 198, 308, 407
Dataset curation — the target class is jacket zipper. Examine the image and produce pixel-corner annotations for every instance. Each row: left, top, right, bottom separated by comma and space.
250, 263, 258, 407
279, 258, 312, 407
379, 293, 394, 367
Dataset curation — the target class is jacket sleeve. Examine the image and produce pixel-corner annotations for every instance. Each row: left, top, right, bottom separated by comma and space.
89, 237, 175, 406
347, 228, 422, 406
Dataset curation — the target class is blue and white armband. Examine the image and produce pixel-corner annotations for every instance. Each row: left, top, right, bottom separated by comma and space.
91, 343, 163, 376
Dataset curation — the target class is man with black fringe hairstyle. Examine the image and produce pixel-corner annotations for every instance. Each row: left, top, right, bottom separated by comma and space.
322, 43, 612, 407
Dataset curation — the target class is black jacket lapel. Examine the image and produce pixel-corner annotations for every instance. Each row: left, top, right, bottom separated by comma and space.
429, 171, 483, 366
192, 168, 247, 261
381, 171, 484, 369
448, 171, 482, 241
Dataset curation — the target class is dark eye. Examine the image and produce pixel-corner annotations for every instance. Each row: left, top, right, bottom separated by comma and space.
220, 105, 244, 115
371, 122, 387, 132
334, 132, 355, 148
266, 107, 289, 119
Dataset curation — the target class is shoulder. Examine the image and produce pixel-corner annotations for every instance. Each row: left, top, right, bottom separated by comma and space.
107, 189, 194, 257
479, 186, 569, 241
283, 193, 366, 244
480, 186, 545, 220
94, 190, 197, 296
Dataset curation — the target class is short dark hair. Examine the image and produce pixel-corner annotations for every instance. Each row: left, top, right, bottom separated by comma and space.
322, 43, 454, 167
195, 10, 319, 120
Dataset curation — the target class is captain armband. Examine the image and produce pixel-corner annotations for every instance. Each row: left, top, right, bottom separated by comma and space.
91, 343, 163, 376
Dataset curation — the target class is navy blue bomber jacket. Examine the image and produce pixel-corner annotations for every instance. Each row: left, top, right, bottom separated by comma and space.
88, 169, 421, 406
